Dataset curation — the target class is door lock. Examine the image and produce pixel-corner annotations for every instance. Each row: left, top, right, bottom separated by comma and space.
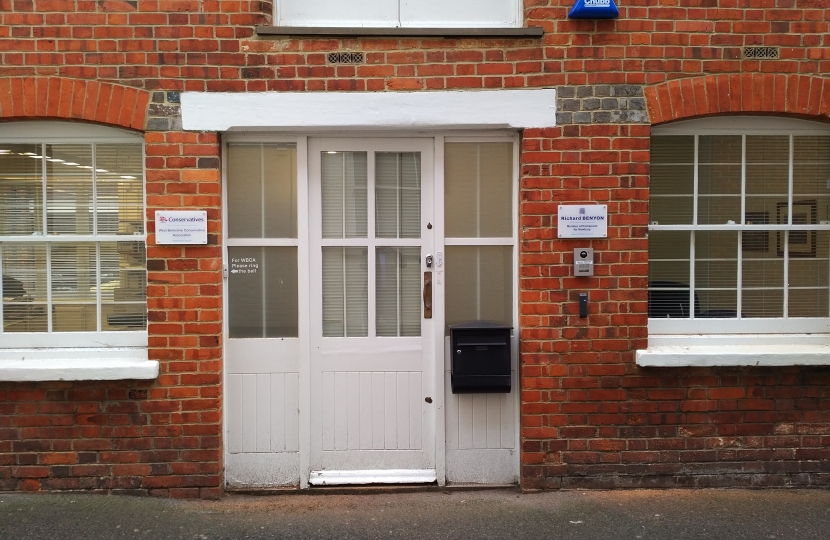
425, 254, 433, 268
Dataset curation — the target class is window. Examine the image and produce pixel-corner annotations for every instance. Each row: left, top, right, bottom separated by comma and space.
641, 117, 830, 366
274, 0, 522, 28
0, 122, 150, 378
226, 142, 299, 339
444, 140, 516, 333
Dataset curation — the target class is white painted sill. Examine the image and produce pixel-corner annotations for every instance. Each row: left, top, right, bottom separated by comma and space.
0, 348, 158, 381
636, 334, 830, 367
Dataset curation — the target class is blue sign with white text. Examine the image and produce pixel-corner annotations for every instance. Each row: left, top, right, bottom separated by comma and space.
568, 0, 619, 19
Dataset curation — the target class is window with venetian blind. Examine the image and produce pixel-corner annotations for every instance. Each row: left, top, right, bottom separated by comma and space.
275, 0, 522, 28
648, 117, 830, 335
0, 124, 146, 347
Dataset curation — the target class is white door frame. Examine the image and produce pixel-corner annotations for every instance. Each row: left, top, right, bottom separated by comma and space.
222, 131, 520, 489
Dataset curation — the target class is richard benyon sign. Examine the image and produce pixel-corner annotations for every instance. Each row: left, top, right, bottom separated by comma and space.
558, 205, 608, 238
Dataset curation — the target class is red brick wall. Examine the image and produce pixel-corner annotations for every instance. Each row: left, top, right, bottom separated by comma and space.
0, 0, 828, 495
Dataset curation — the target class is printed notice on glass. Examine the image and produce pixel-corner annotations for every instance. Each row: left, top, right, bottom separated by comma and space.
155, 210, 208, 245
230, 257, 258, 275
557, 205, 608, 238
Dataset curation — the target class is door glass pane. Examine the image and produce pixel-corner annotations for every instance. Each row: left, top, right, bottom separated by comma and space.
376, 247, 421, 337
100, 241, 147, 331
445, 245, 512, 334
228, 143, 297, 239
322, 152, 367, 239
46, 145, 93, 236
0, 144, 43, 236
95, 144, 144, 235
376, 152, 421, 239
2, 243, 47, 332
445, 143, 512, 238
228, 246, 298, 338
322, 246, 368, 337
51, 242, 97, 331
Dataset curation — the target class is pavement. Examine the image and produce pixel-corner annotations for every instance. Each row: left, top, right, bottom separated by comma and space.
1, 487, 829, 539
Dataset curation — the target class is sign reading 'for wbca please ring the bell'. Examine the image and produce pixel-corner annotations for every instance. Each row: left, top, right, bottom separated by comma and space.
557, 205, 608, 238
155, 210, 208, 245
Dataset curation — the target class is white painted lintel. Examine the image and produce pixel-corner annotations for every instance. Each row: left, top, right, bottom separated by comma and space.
181, 89, 556, 132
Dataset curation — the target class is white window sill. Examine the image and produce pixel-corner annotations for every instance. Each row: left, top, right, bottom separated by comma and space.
255, 26, 544, 38
637, 334, 830, 367
0, 348, 157, 381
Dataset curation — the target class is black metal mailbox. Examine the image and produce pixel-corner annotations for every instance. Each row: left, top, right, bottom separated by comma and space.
449, 321, 512, 394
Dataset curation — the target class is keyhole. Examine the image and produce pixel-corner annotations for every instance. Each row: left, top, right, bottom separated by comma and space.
427, 223, 432, 229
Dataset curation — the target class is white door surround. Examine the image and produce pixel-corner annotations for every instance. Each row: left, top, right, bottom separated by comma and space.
222, 133, 520, 489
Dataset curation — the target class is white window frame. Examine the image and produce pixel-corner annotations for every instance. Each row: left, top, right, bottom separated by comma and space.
639, 117, 830, 367
273, 0, 523, 29
0, 121, 154, 380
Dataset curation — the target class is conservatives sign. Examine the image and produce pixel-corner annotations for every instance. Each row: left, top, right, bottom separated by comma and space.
155, 210, 208, 245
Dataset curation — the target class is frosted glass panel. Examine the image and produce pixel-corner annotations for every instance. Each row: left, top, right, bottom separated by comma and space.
375, 152, 421, 239
95, 144, 144, 235
376, 247, 421, 337
322, 247, 368, 337
46, 145, 93, 235
445, 143, 512, 238
322, 152, 367, 239
0, 144, 43, 236
228, 246, 298, 338
227, 143, 297, 239
445, 245, 512, 334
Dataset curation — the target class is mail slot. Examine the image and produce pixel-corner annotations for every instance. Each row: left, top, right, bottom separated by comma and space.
449, 321, 512, 394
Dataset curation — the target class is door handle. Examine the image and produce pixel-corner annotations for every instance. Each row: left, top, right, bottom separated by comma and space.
423, 271, 432, 319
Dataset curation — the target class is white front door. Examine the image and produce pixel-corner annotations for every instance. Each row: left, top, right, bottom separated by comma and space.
307, 138, 436, 484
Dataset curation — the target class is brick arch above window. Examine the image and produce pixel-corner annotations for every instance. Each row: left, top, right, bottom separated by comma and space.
645, 74, 830, 126
0, 77, 151, 132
